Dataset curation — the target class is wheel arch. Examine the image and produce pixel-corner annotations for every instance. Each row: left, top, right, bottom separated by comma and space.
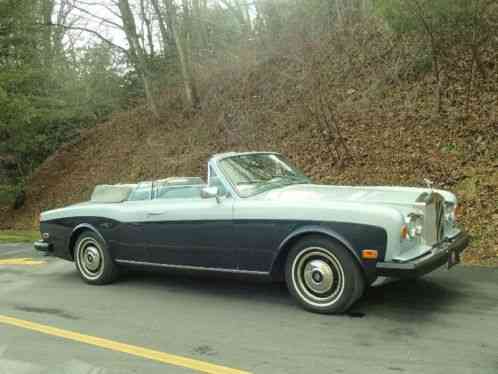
270, 226, 365, 281
68, 223, 106, 260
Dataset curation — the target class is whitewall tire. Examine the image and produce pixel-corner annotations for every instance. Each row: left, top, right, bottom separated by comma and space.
285, 235, 365, 314
74, 231, 119, 285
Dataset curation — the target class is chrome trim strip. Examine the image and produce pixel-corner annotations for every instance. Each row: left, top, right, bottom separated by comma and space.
34, 240, 51, 252
115, 259, 269, 275
72, 223, 106, 245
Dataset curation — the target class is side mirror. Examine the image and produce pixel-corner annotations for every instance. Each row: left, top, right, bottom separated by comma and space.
201, 186, 220, 202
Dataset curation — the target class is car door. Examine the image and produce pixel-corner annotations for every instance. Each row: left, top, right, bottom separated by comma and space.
143, 194, 237, 270
110, 197, 155, 262
233, 199, 297, 273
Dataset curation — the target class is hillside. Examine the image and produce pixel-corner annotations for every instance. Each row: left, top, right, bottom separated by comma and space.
1, 34, 497, 266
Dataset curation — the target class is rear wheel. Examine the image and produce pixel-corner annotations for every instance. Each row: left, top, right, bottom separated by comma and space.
285, 236, 365, 314
74, 231, 119, 285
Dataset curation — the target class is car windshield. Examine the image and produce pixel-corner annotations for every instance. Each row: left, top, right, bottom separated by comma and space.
218, 153, 310, 197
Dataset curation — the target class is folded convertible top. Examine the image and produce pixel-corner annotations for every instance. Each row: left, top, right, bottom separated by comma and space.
90, 177, 205, 203
90, 184, 135, 203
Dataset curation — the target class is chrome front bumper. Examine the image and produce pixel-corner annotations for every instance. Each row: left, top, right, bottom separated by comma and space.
34, 240, 52, 253
376, 232, 470, 278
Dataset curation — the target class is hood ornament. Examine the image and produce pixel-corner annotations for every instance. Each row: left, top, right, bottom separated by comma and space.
422, 178, 437, 203
424, 178, 434, 190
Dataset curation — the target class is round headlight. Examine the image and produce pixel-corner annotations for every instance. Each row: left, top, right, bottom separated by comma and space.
407, 213, 424, 238
444, 203, 456, 225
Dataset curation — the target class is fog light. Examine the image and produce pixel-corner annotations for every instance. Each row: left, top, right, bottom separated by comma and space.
42, 232, 50, 240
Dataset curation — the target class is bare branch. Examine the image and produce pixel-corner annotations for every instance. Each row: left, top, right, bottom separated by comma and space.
71, 3, 124, 30
72, 0, 123, 19
38, 22, 129, 54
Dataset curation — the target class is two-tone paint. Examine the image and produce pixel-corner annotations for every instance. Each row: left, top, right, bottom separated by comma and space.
37, 152, 467, 284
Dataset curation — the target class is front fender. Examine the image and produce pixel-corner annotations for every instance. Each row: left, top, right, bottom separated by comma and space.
68, 223, 107, 259
271, 222, 387, 284
278, 224, 361, 263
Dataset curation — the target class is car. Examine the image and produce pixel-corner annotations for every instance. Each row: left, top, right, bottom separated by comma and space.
34, 152, 469, 314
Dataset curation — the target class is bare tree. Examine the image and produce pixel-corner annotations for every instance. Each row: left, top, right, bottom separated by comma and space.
219, 0, 251, 35
151, 0, 200, 109
468, 0, 498, 81
151, 0, 173, 48
37, 0, 75, 66
52, 0, 73, 58
40, 0, 56, 66
118, 0, 160, 118
407, 0, 444, 115
140, 0, 156, 56
464, 0, 498, 117
191, 0, 207, 51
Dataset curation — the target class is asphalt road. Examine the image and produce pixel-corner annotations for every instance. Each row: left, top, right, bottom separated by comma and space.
1, 243, 497, 374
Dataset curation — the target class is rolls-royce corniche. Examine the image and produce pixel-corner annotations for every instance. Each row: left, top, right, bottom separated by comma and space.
34, 152, 469, 313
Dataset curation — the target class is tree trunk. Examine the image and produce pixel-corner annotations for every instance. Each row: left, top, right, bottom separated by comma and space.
140, 0, 155, 56
163, 0, 200, 109
434, 54, 443, 115
151, 0, 173, 51
40, 0, 55, 66
182, 0, 193, 61
220, 0, 250, 35
470, 0, 487, 81
336, 0, 344, 27
191, 0, 207, 50
236, 0, 252, 34
118, 0, 159, 118
410, 0, 443, 115
52, 0, 69, 59
471, 45, 487, 81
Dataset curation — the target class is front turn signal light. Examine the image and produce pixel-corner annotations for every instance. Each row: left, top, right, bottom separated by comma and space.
362, 250, 378, 260
401, 224, 409, 240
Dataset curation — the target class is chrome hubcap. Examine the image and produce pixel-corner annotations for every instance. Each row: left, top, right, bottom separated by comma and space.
292, 247, 345, 307
82, 246, 101, 272
303, 259, 334, 294
77, 238, 104, 279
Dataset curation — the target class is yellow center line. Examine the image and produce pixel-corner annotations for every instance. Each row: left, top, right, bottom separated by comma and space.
0, 258, 46, 265
0, 314, 251, 374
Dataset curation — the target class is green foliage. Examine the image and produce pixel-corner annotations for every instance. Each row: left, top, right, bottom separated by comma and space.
0, 46, 127, 178
0, 230, 40, 243
374, 0, 478, 35
0, 185, 18, 205
412, 51, 434, 75
193, 4, 254, 60
0, 0, 129, 187
62, 44, 129, 121
0, 0, 495, 200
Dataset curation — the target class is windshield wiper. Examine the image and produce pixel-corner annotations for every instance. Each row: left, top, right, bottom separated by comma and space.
268, 175, 309, 184
237, 180, 264, 186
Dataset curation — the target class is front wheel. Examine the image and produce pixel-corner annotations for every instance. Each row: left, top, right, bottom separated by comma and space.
285, 236, 365, 314
74, 231, 119, 285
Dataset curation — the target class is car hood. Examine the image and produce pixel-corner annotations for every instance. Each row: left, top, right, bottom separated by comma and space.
256, 184, 432, 207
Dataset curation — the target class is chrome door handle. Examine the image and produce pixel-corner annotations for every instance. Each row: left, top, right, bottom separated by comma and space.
146, 211, 167, 217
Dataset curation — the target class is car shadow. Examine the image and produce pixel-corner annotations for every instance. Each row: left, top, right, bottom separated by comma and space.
54, 263, 488, 323
119, 269, 295, 307
108, 268, 473, 320
351, 276, 470, 322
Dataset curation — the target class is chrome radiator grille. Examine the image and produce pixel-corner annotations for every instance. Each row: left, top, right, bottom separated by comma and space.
424, 193, 446, 244
434, 196, 445, 242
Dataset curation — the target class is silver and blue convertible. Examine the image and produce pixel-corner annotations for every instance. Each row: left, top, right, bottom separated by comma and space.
35, 152, 469, 313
